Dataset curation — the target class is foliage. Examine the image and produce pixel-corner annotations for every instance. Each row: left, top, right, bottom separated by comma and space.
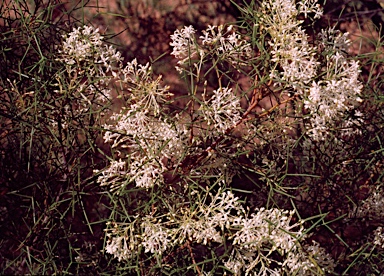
1, 0, 384, 275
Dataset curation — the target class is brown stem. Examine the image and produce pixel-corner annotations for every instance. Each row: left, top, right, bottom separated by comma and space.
257, 94, 298, 118
186, 240, 202, 276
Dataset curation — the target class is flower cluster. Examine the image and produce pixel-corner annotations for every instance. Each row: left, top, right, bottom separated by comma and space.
54, 26, 123, 128
304, 51, 363, 140
93, 24, 251, 191
105, 221, 139, 262
176, 189, 244, 245
226, 208, 335, 275
170, 24, 252, 73
98, 103, 187, 189
81, 54, 186, 190
259, 0, 363, 141
200, 86, 242, 134
261, 0, 322, 87
353, 186, 384, 221
119, 59, 174, 115
59, 26, 101, 64
103, 189, 244, 260
170, 25, 198, 66
373, 226, 384, 250
200, 25, 253, 65
318, 28, 351, 53
57, 25, 122, 95
77, 0, 365, 274
141, 217, 170, 254
104, 189, 334, 275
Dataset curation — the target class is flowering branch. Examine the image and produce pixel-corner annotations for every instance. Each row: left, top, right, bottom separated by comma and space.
58, 0, 367, 273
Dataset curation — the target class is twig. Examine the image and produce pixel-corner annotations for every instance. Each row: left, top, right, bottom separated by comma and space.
257, 94, 298, 118
186, 240, 202, 276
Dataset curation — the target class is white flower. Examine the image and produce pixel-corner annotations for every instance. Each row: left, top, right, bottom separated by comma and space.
55, 25, 122, 124
261, 0, 322, 90
141, 217, 170, 254
120, 59, 173, 115
223, 249, 248, 275
281, 240, 335, 275
103, 105, 149, 148
319, 28, 351, 52
170, 25, 199, 66
100, 103, 187, 189
58, 26, 122, 71
104, 221, 140, 261
225, 208, 330, 275
130, 158, 165, 189
192, 220, 223, 245
95, 159, 126, 189
200, 25, 252, 66
170, 24, 252, 72
374, 227, 384, 249
304, 52, 363, 140
175, 190, 243, 245
105, 236, 133, 261
200, 87, 242, 134
59, 25, 102, 64
232, 208, 303, 253
297, 0, 323, 19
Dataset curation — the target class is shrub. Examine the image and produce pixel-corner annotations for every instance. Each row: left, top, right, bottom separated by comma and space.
1, 0, 383, 275
91, 0, 382, 274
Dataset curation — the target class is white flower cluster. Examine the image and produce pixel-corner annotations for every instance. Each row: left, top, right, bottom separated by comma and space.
119, 59, 173, 115
304, 51, 363, 140
297, 0, 323, 19
88, 25, 249, 191
170, 24, 252, 72
200, 86, 242, 134
105, 221, 139, 262
169, 25, 251, 182
104, 189, 334, 275
318, 28, 351, 53
95, 159, 126, 188
76, 47, 187, 190
260, 0, 363, 141
67, 0, 364, 272
105, 236, 133, 261
141, 217, 170, 254
99, 104, 187, 189
176, 190, 243, 245
373, 226, 384, 250
170, 25, 199, 67
55, 26, 123, 117
226, 208, 335, 275
58, 25, 122, 83
305, 27, 362, 140
200, 25, 253, 65
353, 187, 384, 221
94, 55, 241, 191
104, 189, 242, 260
103, 52, 188, 190
261, 0, 322, 87
231, 209, 302, 251
59, 25, 103, 64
